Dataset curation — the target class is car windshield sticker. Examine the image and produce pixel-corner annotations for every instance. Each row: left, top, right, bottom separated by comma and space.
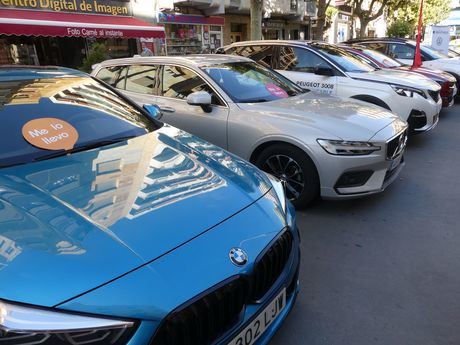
265, 83, 288, 98
22, 118, 79, 151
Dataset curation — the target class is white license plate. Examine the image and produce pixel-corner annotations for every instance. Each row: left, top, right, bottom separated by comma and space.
228, 288, 286, 345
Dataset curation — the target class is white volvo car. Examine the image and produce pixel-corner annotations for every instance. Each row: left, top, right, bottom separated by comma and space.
222, 40, 442, 133
92, 55, 408, 207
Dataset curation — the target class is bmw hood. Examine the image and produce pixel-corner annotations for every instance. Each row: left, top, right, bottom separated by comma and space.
348, 69, 441, 91
237, 92, 400, 141
0, 126, 271, 307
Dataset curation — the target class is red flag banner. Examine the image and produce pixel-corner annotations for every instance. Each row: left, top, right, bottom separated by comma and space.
412, 0, 424, 69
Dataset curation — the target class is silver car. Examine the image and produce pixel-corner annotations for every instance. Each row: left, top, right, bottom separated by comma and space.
92, 55, 408, 207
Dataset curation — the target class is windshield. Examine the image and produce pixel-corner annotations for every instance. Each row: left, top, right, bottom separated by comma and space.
362, 49, 402, 68
421, 45, 449, 59
312, 44, 375, 72
0, 75, 159, 168
202, 62, 304, 103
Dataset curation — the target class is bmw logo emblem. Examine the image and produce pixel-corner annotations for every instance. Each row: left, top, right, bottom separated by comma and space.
229, 247, 248, 266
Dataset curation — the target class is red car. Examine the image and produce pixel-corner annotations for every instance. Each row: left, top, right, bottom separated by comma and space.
341, 45, 457, 107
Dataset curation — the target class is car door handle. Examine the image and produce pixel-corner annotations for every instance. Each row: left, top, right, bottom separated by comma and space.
160, 106, 175, 113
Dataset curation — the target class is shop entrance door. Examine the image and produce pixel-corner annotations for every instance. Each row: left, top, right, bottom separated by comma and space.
35, 37, 85, 68
209, 26, 222, 51
230, 33, 242, 43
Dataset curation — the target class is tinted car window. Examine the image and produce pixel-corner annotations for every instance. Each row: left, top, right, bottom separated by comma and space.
162, 65, 223, 106
362, 42, 388, 54
311, 44, 375, 72
421, 44, 449, 59
202, 61, 303, 103
231, 45, 274, 68
96, 66, 127, 89
277, 46, 332, 72
348, 52, 379, 69
388, 43, 415, 59
0, 76, 159, 168
361, 49, 402, 67
125, 65, 158, 94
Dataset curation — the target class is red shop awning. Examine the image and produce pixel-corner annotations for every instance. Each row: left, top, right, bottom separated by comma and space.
0, 9, 165, 39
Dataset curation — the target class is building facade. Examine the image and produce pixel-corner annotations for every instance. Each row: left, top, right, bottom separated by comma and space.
157, 0, 316, 50
0, 0, 164, 68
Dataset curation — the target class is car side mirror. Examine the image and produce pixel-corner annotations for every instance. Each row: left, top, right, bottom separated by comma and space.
314, 67, 335, 76
186, 91, 212, 112
143, 104, 163, 120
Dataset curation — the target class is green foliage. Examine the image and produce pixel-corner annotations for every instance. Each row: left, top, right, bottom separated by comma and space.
325, 7, 339, 24
80, 43, 108, 73
389, 0, 451, 30
387, 19, 414, 37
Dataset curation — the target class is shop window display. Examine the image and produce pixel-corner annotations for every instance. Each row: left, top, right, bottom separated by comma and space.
165, 24, 203, 55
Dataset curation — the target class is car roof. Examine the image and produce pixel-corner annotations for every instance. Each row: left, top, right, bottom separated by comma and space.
0, 65, 86, 81
345, 37, 416, 44
225, 40, 331, 48
95, 54, 252, 69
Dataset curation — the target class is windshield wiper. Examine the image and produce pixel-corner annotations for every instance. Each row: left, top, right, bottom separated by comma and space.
33, 136, 137, 162
240, 98, 270, 103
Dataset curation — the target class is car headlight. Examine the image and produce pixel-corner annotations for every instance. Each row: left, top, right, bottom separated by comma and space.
317, 139, 381, 155
264, 172, 287, 215
0, 299, 135, 344
390, 84, 427, 98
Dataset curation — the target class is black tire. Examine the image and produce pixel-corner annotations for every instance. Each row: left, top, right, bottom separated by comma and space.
253, 143, 320, 209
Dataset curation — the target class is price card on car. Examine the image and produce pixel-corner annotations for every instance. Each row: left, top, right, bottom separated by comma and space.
228, 288, 286, 345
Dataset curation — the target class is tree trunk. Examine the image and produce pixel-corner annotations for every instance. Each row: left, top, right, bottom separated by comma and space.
312, 21, 325, 40
312, 0, 328, 40
358, 18, 370, 37
250, 0, 263, 40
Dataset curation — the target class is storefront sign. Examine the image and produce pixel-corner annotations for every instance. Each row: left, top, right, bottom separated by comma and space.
2, 22, 163, 38
0, 0, 132, 16
158, 13, 224, 26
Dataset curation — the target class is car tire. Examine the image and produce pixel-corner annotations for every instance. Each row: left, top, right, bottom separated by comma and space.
254, 143, 320, 209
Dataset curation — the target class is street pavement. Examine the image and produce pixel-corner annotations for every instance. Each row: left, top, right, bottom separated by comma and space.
270, 103, 460, 345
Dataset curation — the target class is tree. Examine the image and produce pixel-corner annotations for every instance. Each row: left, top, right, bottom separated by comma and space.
312, 0, 333, 40
347, 0, 409, 38
388, 0, 450, 32
387, 19, 414, 37
80, 43, 107, 73
250, 0, 263, 40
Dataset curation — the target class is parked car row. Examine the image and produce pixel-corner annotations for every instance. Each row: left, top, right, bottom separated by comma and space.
93, 38, 456, 210
1, 38, 456, 345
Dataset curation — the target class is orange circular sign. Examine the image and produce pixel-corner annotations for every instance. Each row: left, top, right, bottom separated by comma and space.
22, 118, 79, 151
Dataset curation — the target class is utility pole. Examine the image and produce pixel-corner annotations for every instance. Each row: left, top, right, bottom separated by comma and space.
250, 0, 263, 40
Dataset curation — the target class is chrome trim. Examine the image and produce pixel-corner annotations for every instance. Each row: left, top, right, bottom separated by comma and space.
386, 130, 408, 160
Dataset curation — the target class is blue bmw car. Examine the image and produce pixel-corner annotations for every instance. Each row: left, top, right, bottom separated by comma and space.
0, 67, 300, 345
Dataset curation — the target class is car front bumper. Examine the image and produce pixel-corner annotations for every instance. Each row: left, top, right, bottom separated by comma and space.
319, 153, 405, 200
408, 96, 442, 133
311, 125, 407, 200
125, 232, 301, 345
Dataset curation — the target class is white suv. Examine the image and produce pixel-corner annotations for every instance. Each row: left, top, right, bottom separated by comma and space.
222, 40, 442, 133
